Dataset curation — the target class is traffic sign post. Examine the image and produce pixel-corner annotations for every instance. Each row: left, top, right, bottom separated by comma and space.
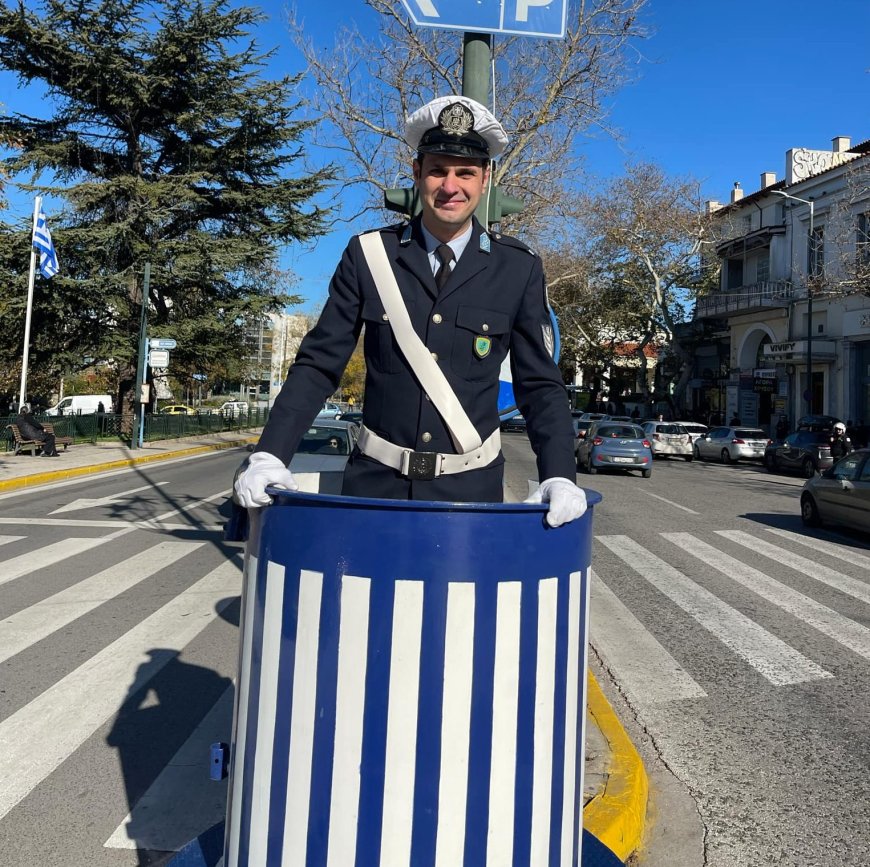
149, 337, 177, 350
400, 0, 568, 39
148, 349, 170, 368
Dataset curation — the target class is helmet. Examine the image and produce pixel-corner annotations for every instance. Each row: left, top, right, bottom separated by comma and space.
834, 422, 846, 432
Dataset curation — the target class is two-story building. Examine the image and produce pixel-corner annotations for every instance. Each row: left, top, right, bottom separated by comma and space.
694, 135, 870, 433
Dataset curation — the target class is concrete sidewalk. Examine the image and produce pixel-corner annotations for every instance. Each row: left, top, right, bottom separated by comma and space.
0, 430, 649, 863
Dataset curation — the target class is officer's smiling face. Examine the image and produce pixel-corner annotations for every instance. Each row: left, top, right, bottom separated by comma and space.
413, 153, 490, 242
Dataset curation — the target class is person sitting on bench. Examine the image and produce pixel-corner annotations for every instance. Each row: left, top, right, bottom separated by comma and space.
14, 404, 59, 457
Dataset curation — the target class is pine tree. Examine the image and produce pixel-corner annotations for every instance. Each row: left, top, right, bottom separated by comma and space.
0, 0, 331, 411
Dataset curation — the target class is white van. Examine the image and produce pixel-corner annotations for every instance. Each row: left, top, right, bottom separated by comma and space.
45, 394, 114, 416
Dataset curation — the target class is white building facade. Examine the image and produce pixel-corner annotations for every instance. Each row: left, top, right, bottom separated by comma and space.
697, 136, 870, 432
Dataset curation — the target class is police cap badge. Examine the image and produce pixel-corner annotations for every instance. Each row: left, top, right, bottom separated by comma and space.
405, 95, 508, 160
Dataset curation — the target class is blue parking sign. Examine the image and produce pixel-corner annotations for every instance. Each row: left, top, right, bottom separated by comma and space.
400, 0, 568, 39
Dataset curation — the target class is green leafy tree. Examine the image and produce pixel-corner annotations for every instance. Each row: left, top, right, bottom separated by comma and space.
0, 0, 331, 415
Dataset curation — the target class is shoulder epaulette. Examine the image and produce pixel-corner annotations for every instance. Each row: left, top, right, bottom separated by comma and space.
490, 231, 537, 256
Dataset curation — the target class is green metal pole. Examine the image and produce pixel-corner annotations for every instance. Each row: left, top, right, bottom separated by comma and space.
132, 261, 150, 449
462, 33, 493, 226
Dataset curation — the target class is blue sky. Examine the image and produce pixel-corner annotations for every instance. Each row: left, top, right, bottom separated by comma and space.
3, 0, 870, 312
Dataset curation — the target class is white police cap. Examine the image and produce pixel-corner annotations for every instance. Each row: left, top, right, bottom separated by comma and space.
405, 95, 508, 160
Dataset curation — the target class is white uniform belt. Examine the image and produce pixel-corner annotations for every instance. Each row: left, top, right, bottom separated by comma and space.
357, 425, 502, 479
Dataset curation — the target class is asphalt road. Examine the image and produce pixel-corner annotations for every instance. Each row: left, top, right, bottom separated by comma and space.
501, 432, 870, 867
1, 441, 869, 866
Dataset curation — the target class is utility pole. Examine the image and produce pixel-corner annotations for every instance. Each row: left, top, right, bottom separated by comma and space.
132, 262, 150, 449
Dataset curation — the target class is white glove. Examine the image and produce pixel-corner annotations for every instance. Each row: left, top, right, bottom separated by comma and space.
524, 477, 588, 528
234, 451, 298, 508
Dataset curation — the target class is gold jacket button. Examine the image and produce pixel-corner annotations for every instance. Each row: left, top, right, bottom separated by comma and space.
382, 313, 389, 321
432, 313, 443, 324
482, 323, 489, 332
422, 432, 432, 443
431, 351, 439, 361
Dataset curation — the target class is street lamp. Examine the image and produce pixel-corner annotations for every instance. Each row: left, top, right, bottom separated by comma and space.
771, 190, 815, 417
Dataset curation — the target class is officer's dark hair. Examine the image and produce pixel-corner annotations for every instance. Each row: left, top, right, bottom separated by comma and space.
414, 151, 489, 171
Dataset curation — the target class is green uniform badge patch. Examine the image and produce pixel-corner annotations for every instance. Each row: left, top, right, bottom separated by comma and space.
474, 335, 492, 358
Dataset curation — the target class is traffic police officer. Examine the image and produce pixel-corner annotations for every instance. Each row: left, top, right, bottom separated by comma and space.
236, 95, 586, 526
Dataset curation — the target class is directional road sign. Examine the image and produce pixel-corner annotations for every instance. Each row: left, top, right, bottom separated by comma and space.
148, 349, 170, 368
149, 337, 177, 350
400, 0, 567, 39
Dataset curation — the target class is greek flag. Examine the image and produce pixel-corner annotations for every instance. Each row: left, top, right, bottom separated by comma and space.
33, 209, 59, 279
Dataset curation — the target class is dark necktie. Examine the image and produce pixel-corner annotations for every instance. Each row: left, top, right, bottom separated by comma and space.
434, 244, 455, 292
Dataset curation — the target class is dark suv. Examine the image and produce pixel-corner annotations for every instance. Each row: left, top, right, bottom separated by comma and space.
764, 430, 834, 477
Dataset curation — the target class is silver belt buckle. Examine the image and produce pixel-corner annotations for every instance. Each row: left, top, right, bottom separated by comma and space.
400, 449, 443, 480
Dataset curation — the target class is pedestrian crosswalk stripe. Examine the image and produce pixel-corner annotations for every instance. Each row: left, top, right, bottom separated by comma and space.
766, 527, 870, 568
0, 532, 129, 588
0, 535, 24, 546
718, 531, 870, 606
0, 558, 241, 820
0, 540, 203, 664
665, 533, 870, 661
597, 535, 832, 686
590, 572, 707, 704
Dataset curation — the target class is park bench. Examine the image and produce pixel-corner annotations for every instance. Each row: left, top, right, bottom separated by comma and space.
5, 423, 72, 456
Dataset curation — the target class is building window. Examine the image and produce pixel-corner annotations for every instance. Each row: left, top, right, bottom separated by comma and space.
857, 213, 870, 265
808, 226, 824, 278
756, 255, 769, 283
726, 258, 743, 290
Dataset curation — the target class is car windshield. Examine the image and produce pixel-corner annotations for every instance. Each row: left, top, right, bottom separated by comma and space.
297, 428, 350, 455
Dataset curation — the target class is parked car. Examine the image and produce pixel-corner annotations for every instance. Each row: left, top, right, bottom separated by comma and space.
500, 413, 527, 433
674, 421, 709, 444
45, 394, 114, 416
800, 449, 870, 532
338, 410, 363, 424
764, 430, 834, 478
641, 421, 693, 461
573, 418, 596, 458
226, 419, 361, 541
796, 414, 842, 432
576, 422, 653, 477
577, 412, 607, 422
316, 401, 343, 419
602, 414, 633, 423
693, 426, 769, 464
159, 404, 194, 415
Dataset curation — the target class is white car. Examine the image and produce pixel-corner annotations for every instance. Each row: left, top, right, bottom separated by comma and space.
693, 426, 769, 464
220, 400, 249, 417
674, 421, 709, 444
641, 421, 693, 461
316, 402, 343, 419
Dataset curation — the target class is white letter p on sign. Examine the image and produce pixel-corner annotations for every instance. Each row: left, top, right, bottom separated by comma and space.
515, 0, 552, 22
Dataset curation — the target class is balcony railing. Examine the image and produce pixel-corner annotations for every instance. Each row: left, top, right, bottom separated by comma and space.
694, 280, 794, 319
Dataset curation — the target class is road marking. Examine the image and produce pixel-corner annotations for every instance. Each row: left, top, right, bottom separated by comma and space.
0, 541, 202, 664
0, 558, 241, 820
590, 571, 707, 704
104, 685, 233, 851
666, 533, 870, 661
0, 535, 24, 546
0, 530, 130, 588
766, 527, 870, 567
597, 535, 832, 685
719, 531, 870, 606
637, 490, 699, 514
49, 481, 171, 514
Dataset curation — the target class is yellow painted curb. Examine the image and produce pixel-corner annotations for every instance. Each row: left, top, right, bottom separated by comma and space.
0, 437, 259, 493
583, 672, 649, 862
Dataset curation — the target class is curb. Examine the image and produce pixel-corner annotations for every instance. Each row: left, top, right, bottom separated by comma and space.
583, 672, 649, 862
0, 436, 258, 493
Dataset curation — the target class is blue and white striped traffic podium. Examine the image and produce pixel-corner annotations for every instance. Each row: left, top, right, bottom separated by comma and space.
223, 487, 602, 867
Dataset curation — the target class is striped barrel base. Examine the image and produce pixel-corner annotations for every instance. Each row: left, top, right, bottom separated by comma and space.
224, 491, 599, 867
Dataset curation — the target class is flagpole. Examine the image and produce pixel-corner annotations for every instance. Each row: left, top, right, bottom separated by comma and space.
18, 196, 41, 410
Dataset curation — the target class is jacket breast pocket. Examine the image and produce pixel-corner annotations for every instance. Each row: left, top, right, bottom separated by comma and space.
361, 299, 407, 374
451, 306, 510, 381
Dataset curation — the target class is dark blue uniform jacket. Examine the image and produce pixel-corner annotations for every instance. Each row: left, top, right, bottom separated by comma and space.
256, 216, 576, 501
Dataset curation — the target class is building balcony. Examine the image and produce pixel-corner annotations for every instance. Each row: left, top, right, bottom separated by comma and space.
694, 280, 794, 320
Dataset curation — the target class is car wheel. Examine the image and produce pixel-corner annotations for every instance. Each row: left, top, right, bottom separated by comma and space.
801, 458, 816, 479
800, 494, 821, 527
720, 448, 733, 464
693, 445, 702, 461
765, 454, 777, 473
588, 463, 598, 475
642, 469, 651, 478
